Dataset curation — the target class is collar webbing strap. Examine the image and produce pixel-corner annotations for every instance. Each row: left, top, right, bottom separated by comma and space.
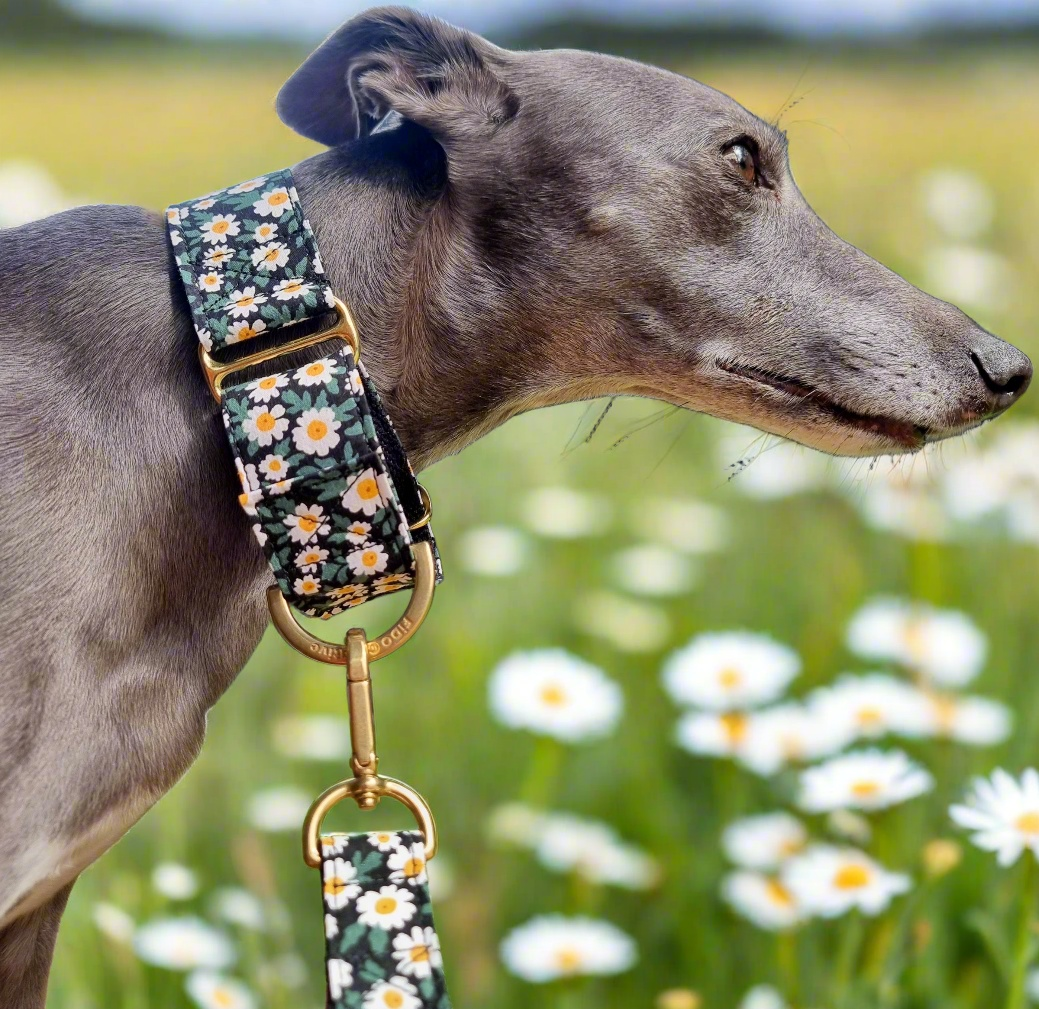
322, 832, 452, 1009
166, 168, 440, 618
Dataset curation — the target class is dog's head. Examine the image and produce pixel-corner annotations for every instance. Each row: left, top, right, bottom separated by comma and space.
278, 7, 1031, 459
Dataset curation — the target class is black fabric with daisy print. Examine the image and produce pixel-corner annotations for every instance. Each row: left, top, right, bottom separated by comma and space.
167, 170, 440, 617
321, 831, 452, 1009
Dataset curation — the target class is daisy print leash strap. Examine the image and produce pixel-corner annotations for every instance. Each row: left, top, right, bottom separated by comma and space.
167, 171, 451, 1007
166, 167, 441, 621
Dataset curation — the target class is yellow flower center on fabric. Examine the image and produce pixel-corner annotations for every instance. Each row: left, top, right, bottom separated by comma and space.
259, 227, 272, 238
298, 515, 319, 534
834, 864, 871, 890
306, 362, 325, 377
383, 992, 404, 1009
204, 273, 217, 285
362, 551, 378, 568
259, 376, 278, 390
237, 295, 255, 309
410, 945, 430, 963
556, 948, 582, 973
321, 834, 334, 846
403, 858, 424, 878
305, 552, 319, 564
268, 459, 283, 472
540, 684, 567, 707
237, 326, 258, 341
283, 281, 303, 295
264, 248, 280, 262
269, 191, 289, 206
302, 579, 317, 592
307, 419, 329, 440
1016, 812, 1039, 836
851, 781, 881, 798
358, 478, 379, 500
718, 666, 742, 690
325, 877, 347, 896
256, 412, 276, 433
376, 833, 392, 844
375, 897, 398, 915
212, 220, 230, 234
766, 878, 795, 907
720, 712, 748, 745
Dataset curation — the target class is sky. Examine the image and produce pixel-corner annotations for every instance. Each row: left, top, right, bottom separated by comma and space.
62, 0, 1039, 41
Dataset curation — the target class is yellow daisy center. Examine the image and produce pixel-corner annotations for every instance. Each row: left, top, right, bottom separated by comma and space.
306, 362, 326, 377
282, 280, 303, 295
851, 780, 881, 798
834, 864, 871, 890
212, 220, 229, 234
383, 992, 404, 1009
213, 989, 235, 1009
236, 295, 255, 309
718, 666, 742, 690
258, 376, 277, 390
409, 945, 430, 963
362, 550, 379, 568
297, 515, 319, 534
269, 191, 289, 206
357, 477, 380, 500
856, 706, 883, 728
766, 878, 795, 907
264, 248, 280, 262
540, 683, 567, 707
307, 419, 329, 441
720, 712, 748, 745
324, 877, 348, 896
1016, 812, 1039, 836
403, 858, 424, 878
556, 948, 582, 973
375, 897, 398, 916
255, 412, 276, 433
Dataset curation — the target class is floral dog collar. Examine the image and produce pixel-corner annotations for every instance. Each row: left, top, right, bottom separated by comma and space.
166, 168, 440, 619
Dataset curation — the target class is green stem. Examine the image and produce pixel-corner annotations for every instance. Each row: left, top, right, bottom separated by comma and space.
1005, 855, 1038, 1009
518, 737, 565, 808
832, 911, 865, 1008
778, 928, 801, 1006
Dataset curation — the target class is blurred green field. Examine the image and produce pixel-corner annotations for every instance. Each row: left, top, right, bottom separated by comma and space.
7, 45, 1039, 1009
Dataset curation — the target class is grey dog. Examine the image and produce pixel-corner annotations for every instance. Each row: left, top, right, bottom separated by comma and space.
0, 6, 1031, 1004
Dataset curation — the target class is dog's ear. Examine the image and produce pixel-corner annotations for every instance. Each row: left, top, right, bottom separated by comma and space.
276, 6, 517, 148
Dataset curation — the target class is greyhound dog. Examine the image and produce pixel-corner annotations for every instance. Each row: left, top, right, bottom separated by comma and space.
0, 6, 1031, 1004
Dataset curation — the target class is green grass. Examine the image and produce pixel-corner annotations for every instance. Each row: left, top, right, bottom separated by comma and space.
6, 47, 1039, 1009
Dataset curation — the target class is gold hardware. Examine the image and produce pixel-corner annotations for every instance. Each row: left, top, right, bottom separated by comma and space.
301, 626, 438, 869
199, 296, 360, 401
267, 540, 436, 664
408, 485, 432, 532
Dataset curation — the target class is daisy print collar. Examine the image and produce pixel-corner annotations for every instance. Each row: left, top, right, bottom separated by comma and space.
166, 168, 441, 619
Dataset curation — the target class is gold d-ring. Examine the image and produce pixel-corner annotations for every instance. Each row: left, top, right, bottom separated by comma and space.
302, 776, 439, 868
267, 540, 436, 663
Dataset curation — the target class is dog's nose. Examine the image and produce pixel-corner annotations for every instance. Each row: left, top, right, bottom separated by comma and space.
970, 336, 1032, 411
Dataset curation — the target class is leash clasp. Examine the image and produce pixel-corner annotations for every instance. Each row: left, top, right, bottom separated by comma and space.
199, 295, 360, 401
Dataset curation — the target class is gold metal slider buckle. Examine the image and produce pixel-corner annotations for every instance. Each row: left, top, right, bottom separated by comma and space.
199, 295, 360, 401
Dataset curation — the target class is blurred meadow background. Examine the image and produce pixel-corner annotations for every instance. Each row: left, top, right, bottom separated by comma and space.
6, 1, 1039, 1008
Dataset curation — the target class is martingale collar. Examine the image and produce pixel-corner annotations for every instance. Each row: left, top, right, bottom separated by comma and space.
166, 167, 440, 620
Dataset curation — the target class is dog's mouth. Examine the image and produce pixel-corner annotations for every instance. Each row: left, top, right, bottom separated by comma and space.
717, 360, 928, 450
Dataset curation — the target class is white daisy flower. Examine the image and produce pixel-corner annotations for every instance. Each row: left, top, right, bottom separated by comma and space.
327, 960, 353, 1001
293, 547, 328, 573
486, 803, 548, 847
134, 917, 236, 970
227, 319, 267, 345
251, 241, 290, 272
369, 832, 403, 852
500, 916, 637, 983
523, 486, 611, 539
489, 649, 623, 743
253, 187, 292, 218
197, 272, 222, 293
392, 926, 443, 979
662, 631, 801, 711
325, 913, 339, 940
228, 176, 267, 195
93, 902, 135, 944
241, 403, 287, 447
721, 870, 804, 931
201, 213, 240, 245
185, 971, 255, 1009
224, 286, 267, 319
739, 985, 788, 1009
295, 356, 337, 386
192, 198, 216, 211
573, 591, 671, 654
640, 497, 730, 555
152, 863, 199, 901
721, 812, 807, 870
846, 598, 987, 688
923, 692, 1012, 746
251, 524, 267, 548
246, 786, 311, 833
253, 223, 278, 244
806, 673, 932, 741
166, 207, 181, 225
347, 544, 389, 578
342, 469, 385, 516
196, 327, 212, 351
798, 749, 934, 813
323, 857, 362, 910
782, 845, 911, 918
950, 768, 1039, 866
285, 504, 330, 544
363, 977, 421, 1009
738, 702, 855, 776
257, 453, 288, 480
346, 521, 372, 545
675, 709, 757, 759
209, 889, 266, 932
610, 543, 696, 598
292, 407, 341, 457
293, 574, 321, 596
203, 246, 234, 269
534, 813, 659, 891
272, 277, 314, 301
388, 841, 428, 887
356, 886, 417, 931
459, 525, 529, 577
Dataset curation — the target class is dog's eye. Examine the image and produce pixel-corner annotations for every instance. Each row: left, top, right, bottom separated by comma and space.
725, 143, 758, 185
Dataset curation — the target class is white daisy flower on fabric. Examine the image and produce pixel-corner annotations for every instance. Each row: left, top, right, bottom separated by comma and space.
295, 357, 337, 386
93, 902, 135, 944
798, 749, 934, 813
134, 917, 236, 971
209, 889, 266, 932
739, 985, 788, 1009
253, 187, 292, 218
325, 913, 339, 940
294, 547, 328, 573
346, 521, 372, 545
257, 453, 289, 480
292, 407, 341, 457
293, 574, 321, 596
363, 977, 422, 1009
201, 213, 240, 244
489, 649, 623, 743
323, 857, 362, 910
500, 916, 637, 983
522, 486, 612, 539
610, 544, 696, 598
152, 863, 199, 901
227, 176, 267, 195
197, 271, 222, 293
950, 768, 1039, 866
782, 845, 911, 918
721, 812, 807, 870
166, 207, 181, 225
534, 813, 659, 890
251, 241, 290, 272
253, 222, 278, 242
721, 871, 805, 931
347, 544, 389, 578
185, 971, 255, 1009
806, 674, 932, 741
285, 504, 330, 544
675, 709, 757, 760
226, 319, 267, 345
196, 327, 213, 351
662, 632, 801, 711
356, 886, 417, 931
321, 835, 350, 857
923, 692, 1012, 746
246, 374, 285, 406
846, 598, 987, 687
241, 403, 288, 447
203, 245, 234, 269
272, 277, 314, 301
326, 960, 354, 1002
224, 286, 267, 319
388, 841, 429, 887
738, 702, 855, 776
392, 926, 443, 980
246, 786, 311, 833
342, 469, 385, 516
369, 832, 403, 852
